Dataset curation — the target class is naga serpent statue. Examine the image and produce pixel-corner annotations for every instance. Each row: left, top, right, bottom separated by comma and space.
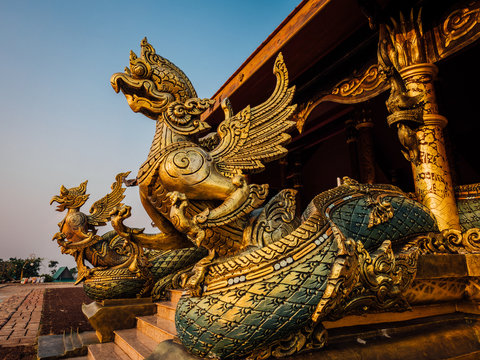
51, 38, 446, 359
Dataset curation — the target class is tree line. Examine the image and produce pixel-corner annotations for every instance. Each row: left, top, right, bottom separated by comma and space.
0, 258, 77, 282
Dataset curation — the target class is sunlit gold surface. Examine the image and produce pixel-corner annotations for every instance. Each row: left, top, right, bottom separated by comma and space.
400, 64, 460, 231
48, 4, 480, 354
379, 8, 461, 231
82, 298, 155, 342
50, 172, 151, 284
111, 38, 297, 294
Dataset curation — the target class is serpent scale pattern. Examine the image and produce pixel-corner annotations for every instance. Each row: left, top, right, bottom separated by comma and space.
175, 185, 439, 359
176, 230, 337, 359
457, 198, 480, 231
330, 195, 438, 250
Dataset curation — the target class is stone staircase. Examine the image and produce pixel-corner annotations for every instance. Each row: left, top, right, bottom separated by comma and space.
86, 290, 182, 360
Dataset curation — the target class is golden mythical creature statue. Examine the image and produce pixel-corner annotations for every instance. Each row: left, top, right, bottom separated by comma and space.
53, 37, 475, 359
110, 38, 297, 294
104, 39, 442, 359
50, 172, 144, 283
50, 171, 206, 300
50, 2, 480, 355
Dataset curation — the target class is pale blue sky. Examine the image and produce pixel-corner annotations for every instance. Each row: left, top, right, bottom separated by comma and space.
0, 0, 300, 272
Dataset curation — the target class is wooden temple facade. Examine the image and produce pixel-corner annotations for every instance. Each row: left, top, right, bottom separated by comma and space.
202, 0, 480, 223
197, 0, 480, 358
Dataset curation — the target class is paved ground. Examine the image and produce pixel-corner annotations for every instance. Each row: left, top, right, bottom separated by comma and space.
0, 283, 78, 347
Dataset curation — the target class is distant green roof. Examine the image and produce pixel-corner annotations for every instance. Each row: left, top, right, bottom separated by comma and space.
52, 266, 73, 280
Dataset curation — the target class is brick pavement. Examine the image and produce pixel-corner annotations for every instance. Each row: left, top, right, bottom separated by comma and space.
0, 288, 44, 346
0, 283, 78, 348
0, 287, 33, 328
0, 283, 80, 348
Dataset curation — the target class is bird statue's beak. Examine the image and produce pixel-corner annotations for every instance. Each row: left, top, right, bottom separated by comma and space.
52, 232, 65, 241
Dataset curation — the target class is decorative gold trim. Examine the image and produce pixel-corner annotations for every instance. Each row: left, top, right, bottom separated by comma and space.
405, 228, 480, 254
456, 183, 480, 200
293, 100, 314, 133
366, 194, 394, 228
294, 64, 389, 132
433, 3, 480, 61
325, 64, 388, 103
323, 240, 418, 321
249, 322, 327, 360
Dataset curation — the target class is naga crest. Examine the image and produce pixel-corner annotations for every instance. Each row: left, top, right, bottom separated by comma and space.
111, 37, 214, 135
50, 181, 89, 212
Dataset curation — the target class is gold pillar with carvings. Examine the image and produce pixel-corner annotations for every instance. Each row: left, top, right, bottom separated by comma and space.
400, 64, 460, 230
380, 10, 460, 231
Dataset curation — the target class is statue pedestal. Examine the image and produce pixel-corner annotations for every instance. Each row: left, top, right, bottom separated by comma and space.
82, 298, 156, 342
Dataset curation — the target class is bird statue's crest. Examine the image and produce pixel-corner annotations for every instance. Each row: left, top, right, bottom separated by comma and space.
50, 181, 89, 212
50, 172, 130, 226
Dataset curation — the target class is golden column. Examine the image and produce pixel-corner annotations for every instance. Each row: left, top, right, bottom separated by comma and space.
400, 64, 459, 230
380, 11, 460, 231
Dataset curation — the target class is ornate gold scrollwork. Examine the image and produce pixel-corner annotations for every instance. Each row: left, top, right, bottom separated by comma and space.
341, 177, 395, 228
162, 98, 215, 135
366, 193, 394, 228
246, 189, 300, 247
327, 64, 387, 102
325, 239, 418, 320
249, 322, 327, 360
406, 228, 480, 254
292, 100, 313, 133
433, 3, 480, 61
294, 64, 389, 132
443, 7, 480, 47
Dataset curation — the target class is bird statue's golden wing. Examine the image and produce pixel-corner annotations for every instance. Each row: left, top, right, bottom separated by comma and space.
87, 172, 131, 227
210, 53, 297, 177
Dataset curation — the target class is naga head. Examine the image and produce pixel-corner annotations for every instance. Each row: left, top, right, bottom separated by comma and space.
50, 181, 89, 212
111, 38, 214, 134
